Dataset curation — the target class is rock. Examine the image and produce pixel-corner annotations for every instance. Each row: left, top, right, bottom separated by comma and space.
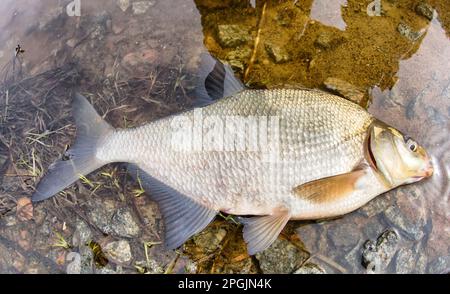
132, 1, 155, 15
217, 25, 250, 47
117, 0, 130, 12
16, 197, 33, 221
394, 247, 415, 274
265, 43, 291, 64
314, 32, 345, 50
362, 219, 385, 240
66, 38, 77, 48
428, 256, 450, 274
0, 50, 4, 59
226, 48, 252, 71
87, 198, 116, 235
111, 208, 140, 238
384, 204, 425, 241
193, 227, 227, 253
79, 245, 94, 274
66, 252, 81, 274
359, 194, 393, 217
362, 230, 399, 273
328, 222, 360, 250
397, 23, 423, 41
415, 2, 434, 21
72, 219, 92, 247
104, 240, 132, 263
294, 263, 325, 274
296, 224, 320, 252
324, 77, 366, 105
256, 239, 309, 274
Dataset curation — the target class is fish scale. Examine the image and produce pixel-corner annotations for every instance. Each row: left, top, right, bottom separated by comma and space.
97, 88, 374, 216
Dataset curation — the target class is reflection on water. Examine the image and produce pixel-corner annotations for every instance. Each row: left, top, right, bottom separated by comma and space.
0, 0, 448, 274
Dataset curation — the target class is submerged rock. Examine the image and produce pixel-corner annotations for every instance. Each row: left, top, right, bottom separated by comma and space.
294, 262, 325, 274
328, 222, 360, 251
111, 208, 140, 238
314, 32, 345, 50
104, 240, 132, 264
72, 219, 92, 247
193, 226, 227, 253
415, 2, 434, 21
265, 43, 291, 64
217, 25, 250, 48
226, 48, 252, 71
362, 229, 399, 273
394, 247, 416, 274
397, 23, 423, 41
384, 204, 425, 241
256, 239, 309, 274
324, 77, 365, 105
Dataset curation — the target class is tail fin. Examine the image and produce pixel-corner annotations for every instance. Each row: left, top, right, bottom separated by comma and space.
31, 93, 114, 202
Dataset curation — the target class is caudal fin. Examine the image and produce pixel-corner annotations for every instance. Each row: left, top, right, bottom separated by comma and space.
31, 93, 114, 202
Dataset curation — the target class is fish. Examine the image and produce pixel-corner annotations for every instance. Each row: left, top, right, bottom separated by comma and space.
31, 54, 434, 255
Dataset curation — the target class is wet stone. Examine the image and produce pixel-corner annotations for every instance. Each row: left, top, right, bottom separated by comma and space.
192, 227, 227, 253
132, 1, 155, 15
265, 43, 291, 64
359, 194, 393, 217
324, 77, 365, 105
415, 2, 434, 21
217, 25, 250, 48
428, 256, 450, 274
397, 23, 423, 41
87, 198, 116, 235
72, 219, 92, 247
294, 262, 325, 274
328, 222, 360, 251
256, 239, 309, 274
394, 247, 416, 274
314, 32, 345, 50
384, 205, 424, 241
111, 207, 140, 238
225, 48, 252, 72
362, 230, 399, 273
104, 240, 132, 264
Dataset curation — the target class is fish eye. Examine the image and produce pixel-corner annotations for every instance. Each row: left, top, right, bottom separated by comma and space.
406, 139, 418, 152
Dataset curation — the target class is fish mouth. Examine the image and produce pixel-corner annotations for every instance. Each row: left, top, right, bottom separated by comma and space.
366, 133, 378, 171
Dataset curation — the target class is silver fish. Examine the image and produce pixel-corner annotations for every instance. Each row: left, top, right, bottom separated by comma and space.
32, 54, 433, 254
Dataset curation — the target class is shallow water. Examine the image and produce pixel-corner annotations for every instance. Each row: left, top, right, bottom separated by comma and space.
0, 0, 448, 274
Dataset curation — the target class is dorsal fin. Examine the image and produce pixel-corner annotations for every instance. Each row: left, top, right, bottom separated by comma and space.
193, 53, 245, 107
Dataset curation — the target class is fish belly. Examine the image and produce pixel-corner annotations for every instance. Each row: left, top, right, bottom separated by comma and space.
97, 89, 374, 216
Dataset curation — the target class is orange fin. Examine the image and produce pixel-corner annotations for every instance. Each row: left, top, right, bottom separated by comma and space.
292, 169, 366, 204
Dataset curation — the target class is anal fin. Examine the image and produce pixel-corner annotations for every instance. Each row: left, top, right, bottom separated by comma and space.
128, 164, 217, 249
240, 210, 291, 255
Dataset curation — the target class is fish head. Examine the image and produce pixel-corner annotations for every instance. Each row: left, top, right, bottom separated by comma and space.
368, 120, 433, 187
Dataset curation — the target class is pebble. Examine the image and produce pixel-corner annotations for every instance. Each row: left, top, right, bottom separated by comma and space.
265, 43, 291, 64
294, 262, 325, 274
415, 2, 434, 21
111, 207, 140, 238
193, 227, 227, 253
256, 239, 309, 274
362, 229, 399, 273
217, 24, 250, 47
324, 77, 365, 105
397, 23, 423, 42
104, 240, 132, 263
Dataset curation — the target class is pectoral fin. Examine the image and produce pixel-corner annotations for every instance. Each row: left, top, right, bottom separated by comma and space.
293, 169, 366, 204
240, 210, 291, 255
